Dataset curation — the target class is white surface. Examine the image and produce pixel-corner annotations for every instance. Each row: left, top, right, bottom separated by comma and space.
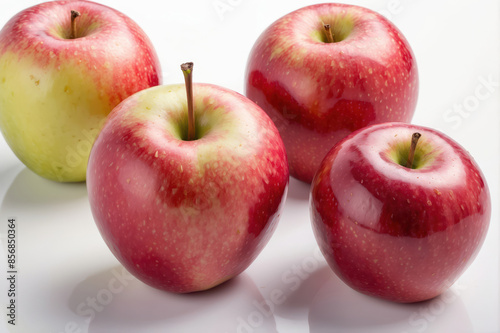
0, 0, 499, 332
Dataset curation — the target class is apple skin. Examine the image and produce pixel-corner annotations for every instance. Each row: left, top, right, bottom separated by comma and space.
0, 0, 161, 182
245, 3, 418, 183
87, 83, 289, 293
310, 122, 490, 303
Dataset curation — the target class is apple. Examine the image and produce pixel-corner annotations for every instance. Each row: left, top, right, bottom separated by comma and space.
0, 0, 161, 182
245, 3, 419, 183
86, 64, 289, 293
310, 122, 490, 303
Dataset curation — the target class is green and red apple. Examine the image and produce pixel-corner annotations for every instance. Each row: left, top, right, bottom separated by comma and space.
87, 79, 289, 293
0, 0, 161, 182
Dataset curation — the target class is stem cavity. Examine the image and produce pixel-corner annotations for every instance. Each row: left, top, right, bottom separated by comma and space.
406, 132, 421, 169
181, 62, 195, 141
323, 24, 334, 43
70, 10, 81, 39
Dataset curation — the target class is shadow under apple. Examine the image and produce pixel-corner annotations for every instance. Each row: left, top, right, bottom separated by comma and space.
1, 167, 90, 258
67, 266, 278, 333
1, 167, 87, 211
274, 264, 333, 320
286, 176, 311, 201
307, 272, 474, 333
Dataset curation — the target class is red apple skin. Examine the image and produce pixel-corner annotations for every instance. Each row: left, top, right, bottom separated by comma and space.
0, 0, 161, 181
245, 3, 418, 183
310, 122, 490, 303
87, 83, 289, 293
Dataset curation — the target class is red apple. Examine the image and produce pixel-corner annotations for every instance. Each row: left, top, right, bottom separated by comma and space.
0, 0, 161, 182
245, 3, 418, 183
86, 70, 289, 293
310, 122, 490, 303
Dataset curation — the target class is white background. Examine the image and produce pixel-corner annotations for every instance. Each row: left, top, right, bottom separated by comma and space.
0, 0, 499, 332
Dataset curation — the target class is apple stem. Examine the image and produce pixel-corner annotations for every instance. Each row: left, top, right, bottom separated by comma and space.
70, 10, 81, 39
405, 132, 422, 169
181, 62, 195, 141
323, 24, 334, 43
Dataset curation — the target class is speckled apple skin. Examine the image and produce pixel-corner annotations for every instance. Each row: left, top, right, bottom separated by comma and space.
0, 0, 161, 182
87, 84, 289, 293
310, 122, 490, 303
245, 3, 418, 183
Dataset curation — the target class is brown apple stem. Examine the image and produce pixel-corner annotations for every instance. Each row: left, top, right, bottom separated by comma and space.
323, 24, 334, 43
406, 132, 422, 168
181, 62, 195, 141
70, 10, 81, 39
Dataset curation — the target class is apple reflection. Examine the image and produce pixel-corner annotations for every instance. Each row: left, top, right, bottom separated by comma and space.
308, 272, 474, 333
67, 269, 278, 333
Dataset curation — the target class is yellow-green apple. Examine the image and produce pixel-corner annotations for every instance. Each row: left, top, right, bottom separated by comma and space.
0, 0, 161, 182
310, 122, 490, 303
86, 79, 289, 293
245, 3, 419, 183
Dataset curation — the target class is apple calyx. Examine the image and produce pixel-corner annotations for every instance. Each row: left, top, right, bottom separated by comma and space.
70, 10, 81, 39
323, 24, 334, 43
181, 62, 196, 141
405, 132, 421, 169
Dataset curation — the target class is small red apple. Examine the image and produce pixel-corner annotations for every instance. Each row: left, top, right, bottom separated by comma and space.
310, 122, 490, 303
245, 3, 418, 183
87, 64, 289, 293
